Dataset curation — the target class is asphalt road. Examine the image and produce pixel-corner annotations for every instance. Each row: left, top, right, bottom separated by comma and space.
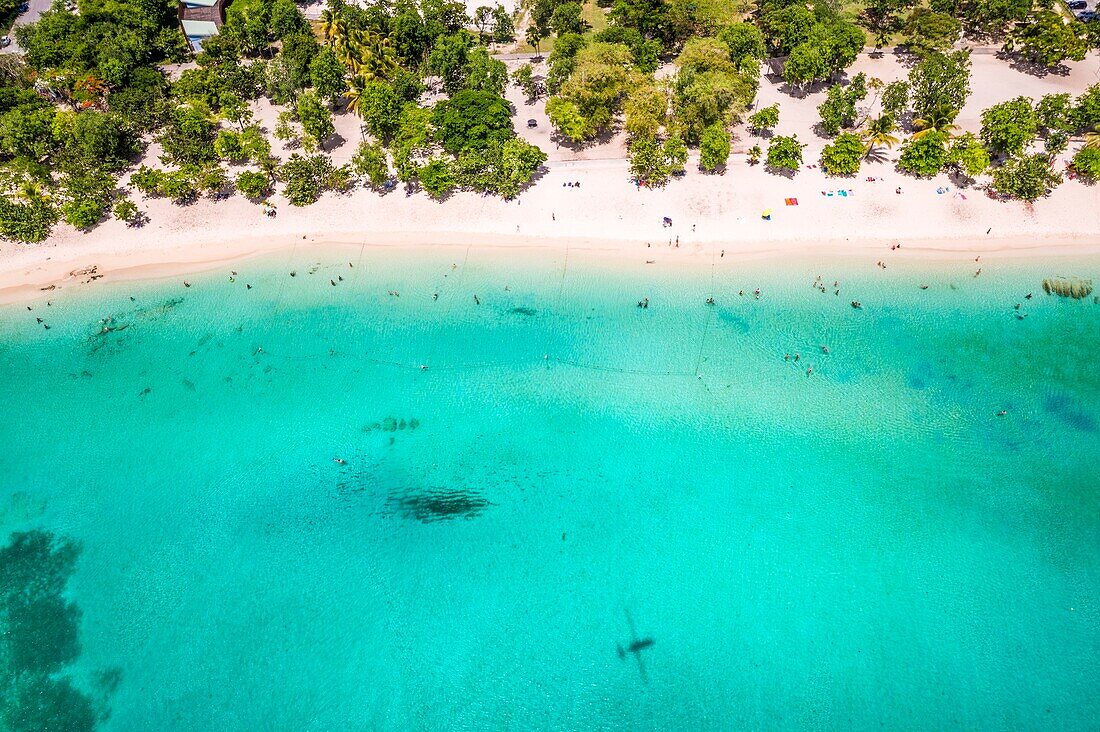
2, 0, 54, 54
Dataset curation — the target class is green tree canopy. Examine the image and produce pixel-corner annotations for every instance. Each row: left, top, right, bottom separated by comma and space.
1004, 12, 1088, 68
548, 42, 640, 141
464, 46, 509, 96
980, 97, 1037, 157
427, 31, 475, 94
748, 104, 779, 135
820, 132, 864, 175
908, 50, 971, 124
1035, 93, 1075, 135
352, 140, 391, 188
699, 123, 731, 171
882, 80, 909, 118
419, 158, 457, 198
295, 91, 335, 151
903, 9, 961, 55
945, 133, 990, 179
310, 48, 349, 107
432, 90, 514, 153
235, 170, 271, 198
278, 153, 349, 205
717, 23, 766, 68
991, 153, 1060, 200
629, 135, 671, 185
551, 2, 588, 36
783, 44, 827, 90
898, 130, 949, 177
817, 76, 867, 137
1072, 146, 1100, 181
673, 39, 756, 143
766, 134, 804, 172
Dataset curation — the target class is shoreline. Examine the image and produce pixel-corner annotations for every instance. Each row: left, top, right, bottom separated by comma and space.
2, 229, 1099, 306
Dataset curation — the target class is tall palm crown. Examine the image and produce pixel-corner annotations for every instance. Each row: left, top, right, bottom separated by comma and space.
344, 74, 368, 116
319, 10, 347, 48
340, 30, 397, 80
864, 116, 900, 153
911, 112, 960, 140
1084, 125, 1100, 150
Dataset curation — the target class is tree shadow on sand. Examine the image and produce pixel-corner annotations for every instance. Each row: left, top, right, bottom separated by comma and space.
765, 165, 798, 179
321, 132, 348, 151
997, 50, 1074, 78
550, 124, 620, 152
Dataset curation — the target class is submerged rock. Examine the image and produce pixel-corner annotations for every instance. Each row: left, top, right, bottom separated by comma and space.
387, 488, 491, 523
364, 417, 421, 433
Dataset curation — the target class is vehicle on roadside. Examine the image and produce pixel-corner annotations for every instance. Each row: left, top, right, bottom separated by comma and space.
527, 119, 538, 128
1078, 9, 1097, 19
0, 37, 10, 48
1068, 0, 1086, 9
17, 2, 29, 12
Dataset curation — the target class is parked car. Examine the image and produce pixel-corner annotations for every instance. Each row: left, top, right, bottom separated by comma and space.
526, 119, 538, 128
1068, 1, 1086, 9
1078, 10, 1097, 19
17, 2, 29, 12
0, 37, 10, 48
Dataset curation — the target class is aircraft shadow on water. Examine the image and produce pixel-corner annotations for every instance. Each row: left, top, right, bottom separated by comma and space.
617, 609, 654, 684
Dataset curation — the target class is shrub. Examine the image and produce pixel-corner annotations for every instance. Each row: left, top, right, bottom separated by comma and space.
820, 132, 863, 175
235, 170, 271, 198
699, 124, 731, 172
898, 131, 949, 177
766, 134, 804, 172
748, 104, 779, 135
112, 199, 139, 222
991, 154, 1061, 201
1071, 146, 1100, 181
130, 166, 165, 195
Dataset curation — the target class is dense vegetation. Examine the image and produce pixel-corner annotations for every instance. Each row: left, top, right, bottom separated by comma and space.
2, 0, 1099, 242
0, 0, 542, 241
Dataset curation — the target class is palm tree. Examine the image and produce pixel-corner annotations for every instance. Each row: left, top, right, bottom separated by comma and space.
526, 26, 542, 58
1084, 125, 1100, 150
864, 115, 900, 156
339, 37, 366, 74
356, 32, 398, 81
343, 74, 368, 118
319, 10, 347, 48
17, 180, 49, 204
911, 111, 960, 140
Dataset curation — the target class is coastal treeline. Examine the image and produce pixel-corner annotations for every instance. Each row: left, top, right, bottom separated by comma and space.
0, 0, 546, 241
524, 0, 1100, 191
793, 49, 1100, 199
1, 0, 1099, 241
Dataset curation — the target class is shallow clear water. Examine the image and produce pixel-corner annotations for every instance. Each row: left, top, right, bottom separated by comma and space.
1, 245, 1098, 730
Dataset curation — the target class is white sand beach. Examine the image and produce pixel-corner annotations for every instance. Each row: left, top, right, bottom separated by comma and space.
1, 49, 1098, 304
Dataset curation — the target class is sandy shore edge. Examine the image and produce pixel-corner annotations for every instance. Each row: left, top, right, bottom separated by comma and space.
2, 230, 1099, 305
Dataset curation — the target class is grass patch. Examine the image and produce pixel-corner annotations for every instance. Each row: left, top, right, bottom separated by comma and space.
582, 0, 609, 33
513, 1, 607, 55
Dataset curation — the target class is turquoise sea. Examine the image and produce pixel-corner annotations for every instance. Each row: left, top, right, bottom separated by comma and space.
1, 244, 1098, 731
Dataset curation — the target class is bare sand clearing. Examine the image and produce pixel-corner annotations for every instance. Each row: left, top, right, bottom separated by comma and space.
1, 51, 1098, 304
